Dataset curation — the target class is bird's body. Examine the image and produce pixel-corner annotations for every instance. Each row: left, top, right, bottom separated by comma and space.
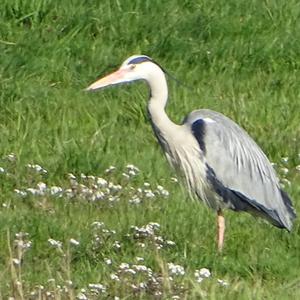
86, 55, 296, 250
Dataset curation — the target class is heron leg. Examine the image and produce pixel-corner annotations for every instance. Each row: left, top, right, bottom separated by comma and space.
217, 210, 225, 252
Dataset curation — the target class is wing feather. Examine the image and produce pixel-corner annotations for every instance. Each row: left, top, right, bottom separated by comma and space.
185, 109, 296, 229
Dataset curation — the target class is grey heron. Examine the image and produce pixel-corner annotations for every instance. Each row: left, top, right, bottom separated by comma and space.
86, 55, 296, 251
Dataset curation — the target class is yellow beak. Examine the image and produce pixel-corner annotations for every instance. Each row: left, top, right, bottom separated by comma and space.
85, 69, 127, 91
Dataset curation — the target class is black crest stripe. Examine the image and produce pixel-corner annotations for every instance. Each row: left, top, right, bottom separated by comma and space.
128, 56, 152, 65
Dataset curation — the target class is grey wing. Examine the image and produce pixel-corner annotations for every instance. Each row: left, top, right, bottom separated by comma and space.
185, 109, 296, 230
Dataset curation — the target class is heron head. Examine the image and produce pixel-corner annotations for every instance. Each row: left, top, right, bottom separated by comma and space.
86, 55, 162, 91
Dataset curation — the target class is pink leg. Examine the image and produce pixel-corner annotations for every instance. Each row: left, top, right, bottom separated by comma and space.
217, 210, 225, 252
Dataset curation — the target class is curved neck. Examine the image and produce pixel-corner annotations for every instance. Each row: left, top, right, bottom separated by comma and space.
146, 67, 176, 130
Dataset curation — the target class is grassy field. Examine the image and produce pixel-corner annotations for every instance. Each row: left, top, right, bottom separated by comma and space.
1, 0, 300, 299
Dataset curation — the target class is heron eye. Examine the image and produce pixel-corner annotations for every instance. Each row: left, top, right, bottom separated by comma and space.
130, 64, 136, 70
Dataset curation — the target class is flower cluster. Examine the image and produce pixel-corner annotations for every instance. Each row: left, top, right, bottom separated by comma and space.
272, 155, 300, 188
12, 163, 170, 209
90, 221, 118, 252
26, 163, 48, 174
2, 154, 237, 299
194, 268, 211, 283
129, 222, 176, 250
168, 263, 185, 276
12, 232, 32, 266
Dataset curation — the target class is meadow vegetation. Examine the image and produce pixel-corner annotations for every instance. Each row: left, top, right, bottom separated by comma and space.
0, 0, 300, 299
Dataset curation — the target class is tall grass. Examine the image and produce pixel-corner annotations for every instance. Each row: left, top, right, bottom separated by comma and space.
0, 0, 300, 298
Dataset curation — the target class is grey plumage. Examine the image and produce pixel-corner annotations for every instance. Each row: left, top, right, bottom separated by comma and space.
86, 54, 296, 245
184, 109, 296, 230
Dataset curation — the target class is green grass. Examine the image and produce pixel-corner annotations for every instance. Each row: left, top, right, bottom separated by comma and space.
0, 0, 300, 298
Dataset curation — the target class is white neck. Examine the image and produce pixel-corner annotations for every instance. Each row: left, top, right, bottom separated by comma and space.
146, 65, 177, 131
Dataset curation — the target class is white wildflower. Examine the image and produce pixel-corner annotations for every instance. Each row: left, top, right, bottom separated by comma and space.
195, 268, 211, 282
108, 196, 119, 202
139, 282, 147, 289
15, 232, 29, 239
65, 280, 73, 286
65, 189, 74, 198
171, 177, 178, 183
48, 238, 62, 248
104, 258, 112, 265
280, 167, 289, 175
12, 258, 21, 265
124, 268, 136, 275
157, 185, 164, 191
96, 177, 108, 187
76, 292, 88, 300
110, 273, 120, 281
154, 235, 164, 243
26, 188, 38, 195
15, 240, 32, 250
148, 222, 160, 230
126, 164, 140, 172
14, 189, 27, 197
91, 221, 105, 228
113, 241, 121, 249
0, 167, 5, 173
88, 283, 106, 293
133, 265, 149, 272
16, 280, 22, 286
166, 240, 176, 246
129, 196, 141, 205
168, 263, 185, 276
105, 165, 116, 173
135, 257, 144, 262
95, 191, 105, 200
162, 190, 169, 197
199, 268, 211, 278
128, 170, 137, 176
50, 186, 63, 195
119, 262, 130, 270
156, 185, 169, 197
109, 183, 122, 192
295, 165, 300, 172
217, 279, 229, 287
68, 173, 76, 179
70, 238, 80, 246
27, 164, 47, 174
143, 182, 150, 187
37, 182, 47, 191
281, 157, 289, 163
144, 189, 155, 198
122, 173, 130, 179
7, 153, 16, 161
